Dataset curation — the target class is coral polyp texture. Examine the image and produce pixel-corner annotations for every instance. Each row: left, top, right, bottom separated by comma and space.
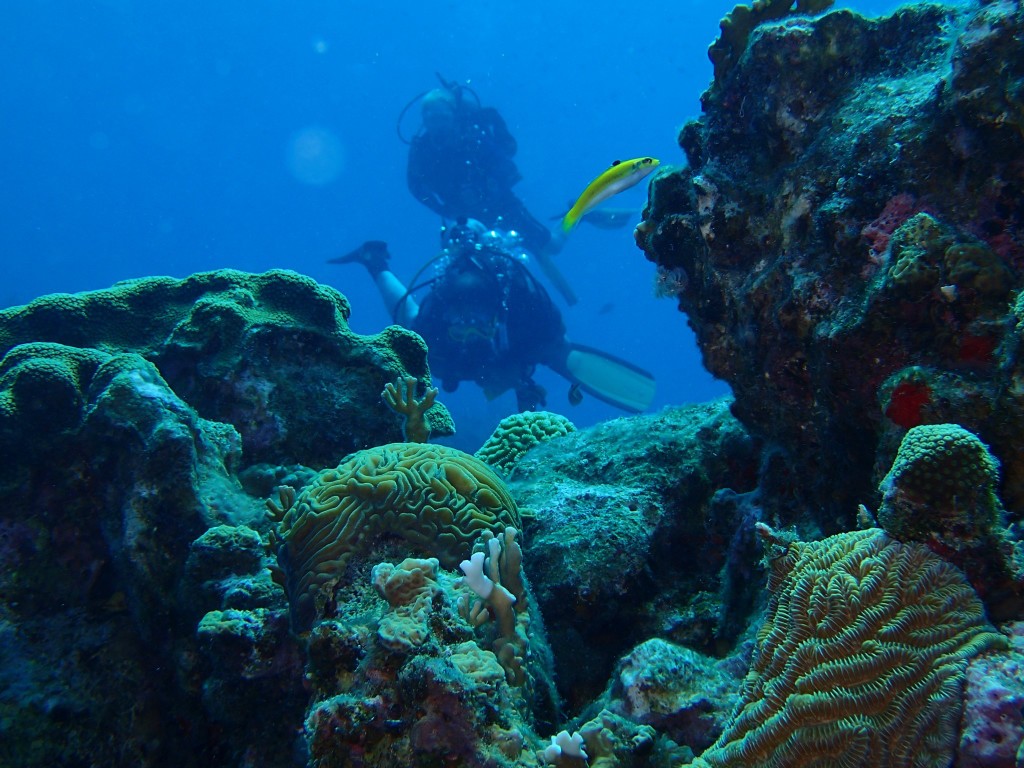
686, 526, 1006, 768
475, 410, 577, 474
708, 0, 835, 82
637, 0, 1024, 527
0, 268, 453, 467
878, 423, 1001, 543
875, 422, 1024, 620
270, 442, 521, 630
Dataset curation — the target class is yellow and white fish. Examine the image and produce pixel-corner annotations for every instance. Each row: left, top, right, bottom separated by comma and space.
561, 156, 660, 233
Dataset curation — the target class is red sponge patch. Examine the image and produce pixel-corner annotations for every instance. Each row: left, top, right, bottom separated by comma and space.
885, 381, 932, 429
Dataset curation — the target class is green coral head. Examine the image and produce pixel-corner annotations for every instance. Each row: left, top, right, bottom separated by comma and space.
878, 423, 1003, 542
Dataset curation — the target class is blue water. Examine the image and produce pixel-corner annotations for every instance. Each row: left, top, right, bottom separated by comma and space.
0, 0, 909, 448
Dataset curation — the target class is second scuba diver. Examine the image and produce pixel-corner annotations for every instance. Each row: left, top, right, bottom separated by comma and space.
399, 76, 578, 305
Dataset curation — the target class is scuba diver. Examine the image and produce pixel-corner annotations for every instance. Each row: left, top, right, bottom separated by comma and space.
398, 74, 578, 305
331, 220, 656, 413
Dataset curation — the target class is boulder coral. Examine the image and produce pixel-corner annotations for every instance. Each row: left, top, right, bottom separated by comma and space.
0, 269, 453, 467
878, 423, 1002, 543
875, 423, 1024, 620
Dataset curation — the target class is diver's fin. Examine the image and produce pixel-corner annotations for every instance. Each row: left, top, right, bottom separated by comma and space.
552, 343, 656, 413
534, 239, 578, 306
329, 240, 390, 267
549, 203, 639, 230
577, 207, 640, 230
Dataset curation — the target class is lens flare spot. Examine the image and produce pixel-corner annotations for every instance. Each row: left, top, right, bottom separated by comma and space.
286, 126, 345, 186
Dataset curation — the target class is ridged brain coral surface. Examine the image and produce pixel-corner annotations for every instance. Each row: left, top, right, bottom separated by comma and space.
688, 528, 1006, 768
275, 442, 520, 630
475, 410, 576, 473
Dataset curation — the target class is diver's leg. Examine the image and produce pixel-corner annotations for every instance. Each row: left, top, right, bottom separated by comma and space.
375, 270, 419, 326
330, 241, 419, 324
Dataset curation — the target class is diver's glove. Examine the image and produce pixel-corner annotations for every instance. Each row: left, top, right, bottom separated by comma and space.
330, 240, 391, 276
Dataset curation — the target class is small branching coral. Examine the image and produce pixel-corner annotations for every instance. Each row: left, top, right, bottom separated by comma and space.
459, 527, 530, 687
382, 375, 439, 443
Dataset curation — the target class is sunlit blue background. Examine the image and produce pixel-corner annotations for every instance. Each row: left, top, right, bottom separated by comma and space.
1, 0, 907, 450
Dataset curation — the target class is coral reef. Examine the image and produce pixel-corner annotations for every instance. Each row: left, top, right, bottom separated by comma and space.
301, 529, 561, 768
0, 343, 301, 766
7, 1, 1024, 765
0, 269, 453, 468
0, 273, 458, 766
708, 0, 835, 82
637, 0, 1024, 531
956, 622, 1024, 767
270, 441, 522, 631
509, 400, 760, 710
476, 410, 577, 474
686, 525, 1007, 768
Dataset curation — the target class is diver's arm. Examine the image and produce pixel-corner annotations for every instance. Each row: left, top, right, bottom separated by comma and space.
476, 107, 517, 157
407, 164, 448, 215
407, 139, 454, 216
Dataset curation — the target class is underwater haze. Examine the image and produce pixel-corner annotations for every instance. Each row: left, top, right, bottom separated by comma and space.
1, 0, 905, 446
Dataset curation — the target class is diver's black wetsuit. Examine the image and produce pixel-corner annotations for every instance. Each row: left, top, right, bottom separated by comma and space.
410, 246, 566, 411
407, 105, 553, 256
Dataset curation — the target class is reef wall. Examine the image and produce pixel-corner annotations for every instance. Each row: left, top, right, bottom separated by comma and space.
637, 0, 1024, 531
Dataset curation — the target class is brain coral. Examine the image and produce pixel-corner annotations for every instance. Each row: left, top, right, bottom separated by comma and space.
271, 442, 520, 631
686, 526, 1006, 768
475, 411, 576, 474
878, 423, 1002, 543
